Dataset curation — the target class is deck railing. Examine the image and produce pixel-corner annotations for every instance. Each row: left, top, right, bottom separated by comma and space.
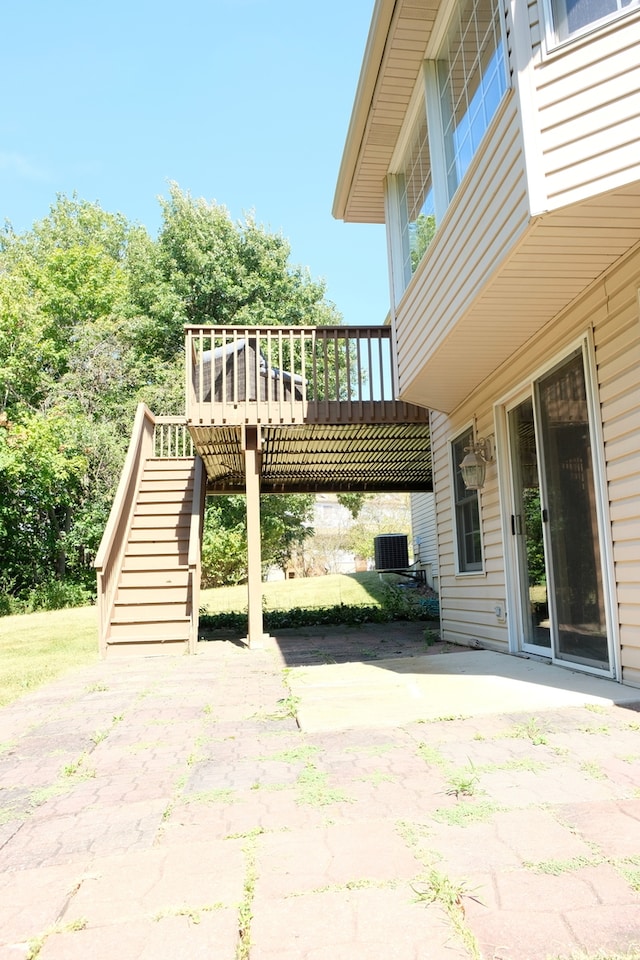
154, 416, 195, 457
185, 325, 399, 425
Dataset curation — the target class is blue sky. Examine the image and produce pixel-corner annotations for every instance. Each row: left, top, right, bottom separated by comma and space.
1, 0, 389, 327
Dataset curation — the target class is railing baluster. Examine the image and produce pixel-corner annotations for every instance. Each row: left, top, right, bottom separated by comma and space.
183, 323, 410, 429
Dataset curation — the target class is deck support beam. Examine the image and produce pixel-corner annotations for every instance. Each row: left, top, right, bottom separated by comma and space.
243, 426, 269, 649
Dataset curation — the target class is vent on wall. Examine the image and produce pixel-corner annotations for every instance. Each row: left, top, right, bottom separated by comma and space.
374, 534, 409, 571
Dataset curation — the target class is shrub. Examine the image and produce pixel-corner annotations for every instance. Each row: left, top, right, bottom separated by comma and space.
199, 596, 438, 635
24, 580, 93, 613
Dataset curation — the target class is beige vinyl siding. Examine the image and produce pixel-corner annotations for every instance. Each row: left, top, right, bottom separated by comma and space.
431, 405, 510, 651
528, 0, 543, 55
410, 492, 439, 586
535, 15, 640, 209
594, 250, 640, 685
431, 242, 640, 682
395, 93, 530, 404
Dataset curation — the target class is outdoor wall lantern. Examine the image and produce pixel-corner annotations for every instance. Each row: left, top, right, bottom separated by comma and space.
459, 436, 494, 491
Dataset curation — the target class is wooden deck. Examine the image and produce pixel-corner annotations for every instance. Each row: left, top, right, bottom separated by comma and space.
185, 325, 432, 494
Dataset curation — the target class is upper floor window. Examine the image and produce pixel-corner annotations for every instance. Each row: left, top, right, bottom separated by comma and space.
386, 0, 508, 299
437, 0, 508, 199
398, 107, 436, 286
549, 0, 639, 43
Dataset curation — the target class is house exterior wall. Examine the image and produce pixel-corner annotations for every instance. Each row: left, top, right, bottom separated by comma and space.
432, 243, 640, 684
335, 0, 640, 683
395, 93, 531, 406
533, 13, 640, 210
410, 491, 439, 589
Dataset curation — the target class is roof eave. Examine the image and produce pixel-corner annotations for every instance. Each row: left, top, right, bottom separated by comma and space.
332, 0, 397, 222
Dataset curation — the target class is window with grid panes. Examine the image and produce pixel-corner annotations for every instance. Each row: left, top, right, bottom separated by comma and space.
397, 105, 436, 287
437, 0, 508, 201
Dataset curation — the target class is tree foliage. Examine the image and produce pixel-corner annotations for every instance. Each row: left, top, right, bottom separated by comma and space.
0, 186, 338, 604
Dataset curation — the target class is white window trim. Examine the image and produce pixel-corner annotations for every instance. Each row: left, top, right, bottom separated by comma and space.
540, 0, 640, 54
423, 61, 450, 223
384, 174, 410, 311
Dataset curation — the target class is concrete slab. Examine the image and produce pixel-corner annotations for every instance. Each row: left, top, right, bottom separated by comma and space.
290, 650, 640, 731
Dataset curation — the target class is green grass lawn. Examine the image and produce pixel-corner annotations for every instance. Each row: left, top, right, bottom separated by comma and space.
0, 606, 98, 708
200, 571, 394, 614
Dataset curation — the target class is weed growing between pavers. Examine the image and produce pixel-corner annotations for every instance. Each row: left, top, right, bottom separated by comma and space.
397, 819, 483, 957
63, 752, 96, 779
396, 820, 434, 852
185, 788, 238, 805
258, 739, 354, 805
412, 869, 482, 960
578, 724, 611, 736
249, 780, 290, 792
579, 759, 608, 780
478, 756, 547, 774
295, 764, 353, 806
505, 717, 550, 745
584, 703, 608, 715
153, 902, 225, 923
416, 714, 471, 723
262, 744, 320, 764
432, 800, 502, 827
617, 855, 640, 892
285, 878, 400, 898
445, 763, 480, 798
25, 918, 87, 959
524, 852, 640, 895
235, 830, 260, 960
416, 742, 448, 768
356, 770, 395, 785
523, 855, 601, 875
6, 747, 102, 821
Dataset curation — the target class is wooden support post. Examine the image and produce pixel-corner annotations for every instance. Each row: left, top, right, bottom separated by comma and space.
243, 426, 268, 649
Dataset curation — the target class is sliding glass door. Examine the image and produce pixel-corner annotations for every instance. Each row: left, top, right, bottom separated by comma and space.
507, 349, 610, 671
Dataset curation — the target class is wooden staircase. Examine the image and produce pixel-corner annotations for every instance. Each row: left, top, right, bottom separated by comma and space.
96, 408, 205, 658
103, 457, 198, 655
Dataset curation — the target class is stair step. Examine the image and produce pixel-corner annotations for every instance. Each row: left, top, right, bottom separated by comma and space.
119, 568, 190, 588
136, 490, 193, 513
112, 600, 190, 619
142, 465, 195, 478
116, 584, 190, 605
122, 549, 189, 568
110, 616, 190, 640
131, 513, 191, 529
105, 637, 190, 657
127, 527, 190, 544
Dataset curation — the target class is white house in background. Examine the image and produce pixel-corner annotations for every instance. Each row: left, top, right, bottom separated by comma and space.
334, 0, 640, 684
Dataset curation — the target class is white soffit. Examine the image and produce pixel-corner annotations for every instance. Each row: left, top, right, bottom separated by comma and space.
333, 0, 438, 224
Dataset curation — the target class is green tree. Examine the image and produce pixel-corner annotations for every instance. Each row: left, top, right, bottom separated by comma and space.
0, 186, 339, 604
0, 197, 139, 596
410, 213, 436, 273
126, 183, 340, 361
